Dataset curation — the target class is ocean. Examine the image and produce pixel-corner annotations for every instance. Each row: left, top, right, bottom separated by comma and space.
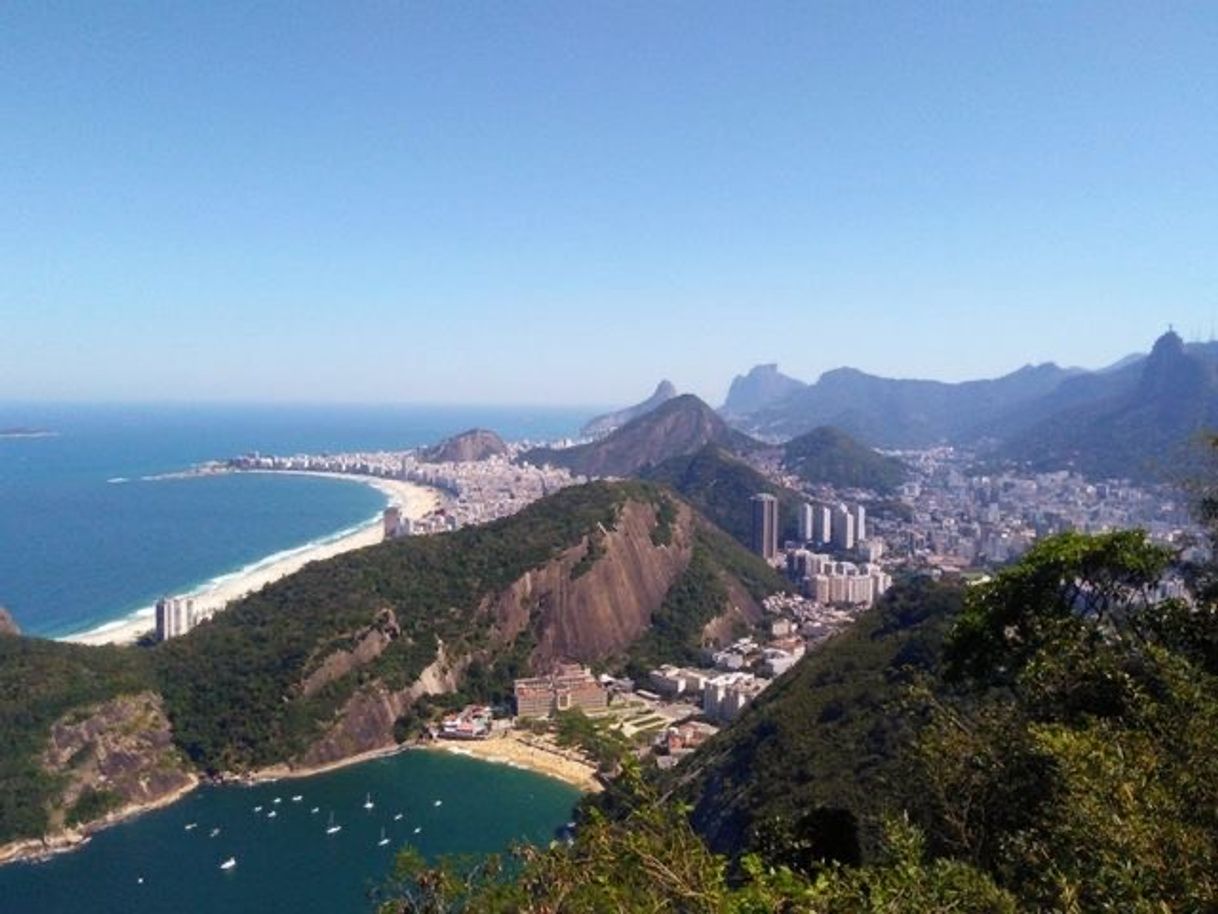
0, 749, 581, 914
0, 402, 589, 637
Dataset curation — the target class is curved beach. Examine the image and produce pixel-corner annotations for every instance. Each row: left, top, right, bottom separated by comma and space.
62, 473, 441, 647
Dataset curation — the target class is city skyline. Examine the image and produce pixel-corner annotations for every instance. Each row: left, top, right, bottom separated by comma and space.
3, 3, 1216, 405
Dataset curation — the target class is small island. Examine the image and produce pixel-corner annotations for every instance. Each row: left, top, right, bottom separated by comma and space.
0, 427, 56, 440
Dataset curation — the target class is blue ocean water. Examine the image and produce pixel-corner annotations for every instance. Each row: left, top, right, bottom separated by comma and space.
0, 749, 580, 914
0, 403, 589, 637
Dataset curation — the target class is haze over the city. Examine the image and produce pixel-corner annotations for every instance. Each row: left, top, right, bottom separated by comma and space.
3, 2, 1215, 404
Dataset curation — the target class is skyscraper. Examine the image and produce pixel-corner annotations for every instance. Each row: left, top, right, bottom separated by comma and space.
853, 504, 866, 542
831, 504, 856, 551
812, 504, 833, 545
751, 493, 779, 560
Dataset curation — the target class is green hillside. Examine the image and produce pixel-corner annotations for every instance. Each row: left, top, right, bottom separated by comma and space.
781, 426, 908, 493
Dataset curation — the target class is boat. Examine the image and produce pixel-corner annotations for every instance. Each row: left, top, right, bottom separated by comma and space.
267, 810, 277, 819
291, 795, 303, 802
209, 828, 221, 838
273, 797, 282, 805
377, 827, 390, 847
253, 805, 263, 813
433, 799, 442, 807
393, 813, 403, 821
137, 877, 144, 885
310, 807, 320, 814
184, 823, 197, 831
220, 857, 236, 871
363, 792, 374, 810
413, 826, 422, 835
325, 812, 342, 835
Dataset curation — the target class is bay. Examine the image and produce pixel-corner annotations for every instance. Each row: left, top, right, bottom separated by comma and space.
0, 749, 580, 914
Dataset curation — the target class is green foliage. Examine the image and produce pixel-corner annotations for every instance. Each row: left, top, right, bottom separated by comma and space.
945, 529, 1174, 683
0, 638, 152, 842
920, 528, 1218, 910
676, 576, 964, 861
376, 767, 1013, 913
552, 709, 630, 769
782, 426, 908, 493
65, 787, 121, 827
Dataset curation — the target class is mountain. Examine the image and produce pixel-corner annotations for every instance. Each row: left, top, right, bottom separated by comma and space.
524, 395, 762, 478
0, 481, 785, 847
582, 381, 678, 438
721, 364, 806, 418
1001, 330, 1218, 480
732, 363, 1080, 447
641, 445, 805, 547
782, 427, 908, 493
0, 606, 18, 637
422, 427, 508, 463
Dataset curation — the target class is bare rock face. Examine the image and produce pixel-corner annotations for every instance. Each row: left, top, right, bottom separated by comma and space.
41, 692, 195, 831
0, 606, 19, 636
301, 608, 402, 699
297, 642, 465, 768
489, 499, 695, 669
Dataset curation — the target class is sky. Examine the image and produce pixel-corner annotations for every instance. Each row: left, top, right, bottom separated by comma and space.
2, 2, 1216, 406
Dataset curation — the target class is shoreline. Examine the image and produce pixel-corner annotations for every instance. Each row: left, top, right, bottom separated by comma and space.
60, 471, 442, 647
0, 735, 590, 868
425, 732, 602, 793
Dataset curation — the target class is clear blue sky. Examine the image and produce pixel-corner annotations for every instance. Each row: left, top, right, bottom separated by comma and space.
2, 2, 1215, 406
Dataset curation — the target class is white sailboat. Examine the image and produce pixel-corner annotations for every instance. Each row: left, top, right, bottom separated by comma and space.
325, 812, 342, 835
184, 822, 197, 831
433, 799, 442, 807
363, 792, 374, 810
220, 857, 236, 871
377, 827, 390, 847
310, 807, 320, 814
393, 813, 403, 821
267, 810, 277, 819
291, 795, 303, 802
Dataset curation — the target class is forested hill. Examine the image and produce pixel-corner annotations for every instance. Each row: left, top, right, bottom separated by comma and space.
781, 426, 908, 492
640, 445, 804, 546
0, 481, 787, 848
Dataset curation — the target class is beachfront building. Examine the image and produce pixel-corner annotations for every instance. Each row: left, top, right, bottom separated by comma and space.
155, 596, 196, 641
438, 705, 493, 740
514, 664, 608, 718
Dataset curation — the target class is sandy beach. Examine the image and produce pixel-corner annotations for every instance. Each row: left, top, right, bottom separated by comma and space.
428, 732, 602, 793
62, 471, 441, 647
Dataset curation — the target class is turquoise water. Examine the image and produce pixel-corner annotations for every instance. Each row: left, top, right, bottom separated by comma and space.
0, 750, 580, 914
0, 403, 589, 637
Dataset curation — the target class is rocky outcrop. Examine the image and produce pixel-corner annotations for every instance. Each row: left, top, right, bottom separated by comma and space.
0, 606, 18, 636
423, 428, 509, 463
297, 642, 465, 768
301, 608, 402, 699
40, 692, 196, 832
491, 499, 694, 668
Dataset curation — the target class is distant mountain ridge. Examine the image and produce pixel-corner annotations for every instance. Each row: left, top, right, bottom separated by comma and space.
1000, 331, 1218, 480
732, 362, 1078, 447
582, 381, 678, 438
721, 364, 805, 417
722, 332, 1218, 480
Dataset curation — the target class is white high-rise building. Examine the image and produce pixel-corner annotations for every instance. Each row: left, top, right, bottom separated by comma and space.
155, 597, 196, 641
853, 504, 866, 542
797, 503, 815, 542
811, 504, 833, 545
831, 504, 856, 551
